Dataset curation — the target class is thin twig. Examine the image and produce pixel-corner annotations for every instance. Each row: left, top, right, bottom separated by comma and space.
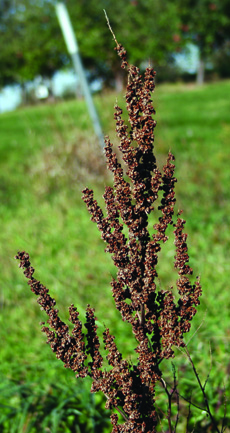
161, 376, 207, 413
95, 378, 129, 422
203, 342, 213, 391
185, 347, 221, 433
185, 310, 207, 346
103, 10, 119, 46
172, 365, 179, 433
116, 406, 129, 422
160, 378, 173, 433
220, 383, 227, 433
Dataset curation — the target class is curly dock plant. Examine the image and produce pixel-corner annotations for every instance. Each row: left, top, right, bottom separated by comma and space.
16, 32, 202, 433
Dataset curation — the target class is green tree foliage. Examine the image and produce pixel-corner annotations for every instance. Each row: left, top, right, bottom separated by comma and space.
0, 0, 67, 86
0, 0, 24, 86
0, 0, 181, 87
70, 0, 181, 85
1, 0, 229, 87
178, 0, 230, 83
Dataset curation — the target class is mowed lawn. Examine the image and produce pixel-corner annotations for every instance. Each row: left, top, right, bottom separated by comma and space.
1, 79, 230, 432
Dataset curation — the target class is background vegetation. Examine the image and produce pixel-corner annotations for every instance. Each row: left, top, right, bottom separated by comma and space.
1, 0, 230, 88
1, 79, 230, 431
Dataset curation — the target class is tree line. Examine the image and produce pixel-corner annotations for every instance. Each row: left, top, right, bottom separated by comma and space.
0, 0, 230, 88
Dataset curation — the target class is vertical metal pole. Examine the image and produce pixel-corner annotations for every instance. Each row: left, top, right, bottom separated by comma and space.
55, 2, 104, 149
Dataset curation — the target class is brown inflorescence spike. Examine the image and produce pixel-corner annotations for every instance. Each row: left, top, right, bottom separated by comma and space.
16, 28, 202, 433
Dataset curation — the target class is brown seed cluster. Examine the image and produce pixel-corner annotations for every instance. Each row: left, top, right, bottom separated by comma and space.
16, 39, 202, 433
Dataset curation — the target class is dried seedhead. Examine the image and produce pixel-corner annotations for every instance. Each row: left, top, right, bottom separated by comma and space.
16, 31, 201, 433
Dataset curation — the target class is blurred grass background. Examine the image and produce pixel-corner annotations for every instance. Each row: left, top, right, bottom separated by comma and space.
1, 79, 230, 432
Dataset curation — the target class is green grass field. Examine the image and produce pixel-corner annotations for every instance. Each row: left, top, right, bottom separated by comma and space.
1, 79, 230, 432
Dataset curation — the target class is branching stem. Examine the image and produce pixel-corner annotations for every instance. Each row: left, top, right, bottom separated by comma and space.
185, 347, 220, 433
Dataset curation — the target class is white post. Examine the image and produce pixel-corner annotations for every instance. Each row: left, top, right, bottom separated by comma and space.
55, 2, 104, 149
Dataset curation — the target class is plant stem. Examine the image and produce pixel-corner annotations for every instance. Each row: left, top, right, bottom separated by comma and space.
185, 347, 221, 433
